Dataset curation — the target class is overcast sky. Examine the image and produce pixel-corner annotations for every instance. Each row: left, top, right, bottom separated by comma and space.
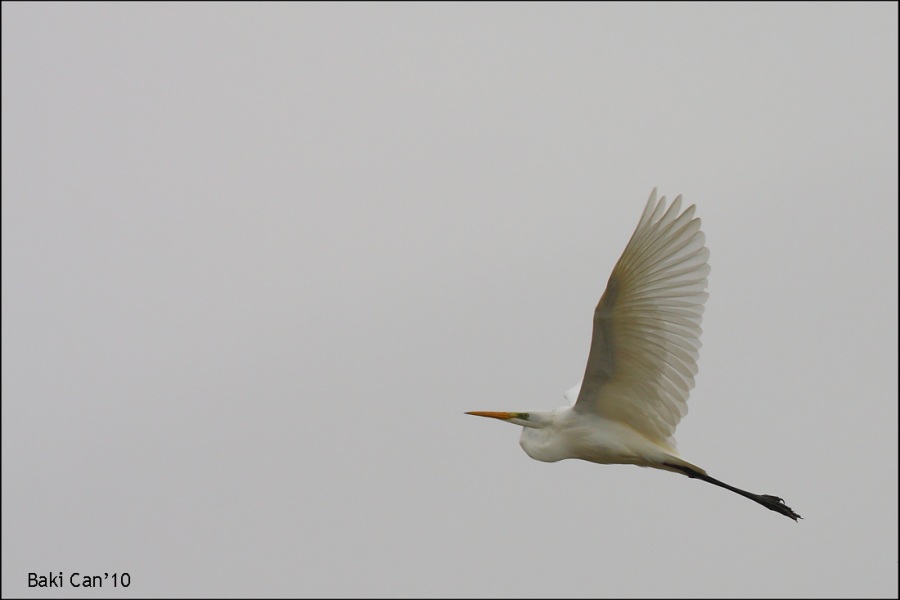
2, 3, 897, 598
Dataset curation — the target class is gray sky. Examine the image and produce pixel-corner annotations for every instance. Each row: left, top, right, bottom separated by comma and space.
2, 3, 897, 598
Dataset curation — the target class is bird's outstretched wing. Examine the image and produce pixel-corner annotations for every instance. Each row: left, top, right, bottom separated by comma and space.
573, 189, 710, 446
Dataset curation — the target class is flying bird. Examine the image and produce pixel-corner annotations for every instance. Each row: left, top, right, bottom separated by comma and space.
467, 189, 801, 521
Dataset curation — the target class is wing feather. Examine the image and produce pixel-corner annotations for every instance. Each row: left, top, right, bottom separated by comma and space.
573, 189, 710, 446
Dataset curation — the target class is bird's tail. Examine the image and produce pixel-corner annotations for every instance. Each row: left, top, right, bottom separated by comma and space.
657, 455, 708, 476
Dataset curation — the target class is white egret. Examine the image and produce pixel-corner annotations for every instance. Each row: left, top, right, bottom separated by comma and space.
468, 189, 801, 521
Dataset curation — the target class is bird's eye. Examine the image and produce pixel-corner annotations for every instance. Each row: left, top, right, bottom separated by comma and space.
519, 413, 530, 420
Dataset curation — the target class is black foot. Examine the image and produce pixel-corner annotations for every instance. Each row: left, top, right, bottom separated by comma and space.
758, 494, 802, 521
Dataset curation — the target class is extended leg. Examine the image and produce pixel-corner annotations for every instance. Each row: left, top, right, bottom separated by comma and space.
664, 463, 802, 521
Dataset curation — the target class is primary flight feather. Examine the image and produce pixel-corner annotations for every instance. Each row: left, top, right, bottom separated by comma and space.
467, 189, 801, 521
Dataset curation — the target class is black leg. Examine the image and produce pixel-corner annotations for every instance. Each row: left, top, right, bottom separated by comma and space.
664, 463, 802, 521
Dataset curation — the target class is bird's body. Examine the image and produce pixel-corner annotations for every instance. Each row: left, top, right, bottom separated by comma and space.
518, 407, 695, 473
468, 190, 800, 521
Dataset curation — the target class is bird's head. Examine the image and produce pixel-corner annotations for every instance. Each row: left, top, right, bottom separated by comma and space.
465, 411, 546, 428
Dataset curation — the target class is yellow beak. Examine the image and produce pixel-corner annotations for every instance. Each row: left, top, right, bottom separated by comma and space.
465, 411, 518, 421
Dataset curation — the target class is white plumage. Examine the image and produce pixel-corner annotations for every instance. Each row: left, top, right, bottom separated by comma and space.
575, 189, 709, 448
467, 189, 801, 521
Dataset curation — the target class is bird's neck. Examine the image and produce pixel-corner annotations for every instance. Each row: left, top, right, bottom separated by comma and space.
517, 409, 570, 463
